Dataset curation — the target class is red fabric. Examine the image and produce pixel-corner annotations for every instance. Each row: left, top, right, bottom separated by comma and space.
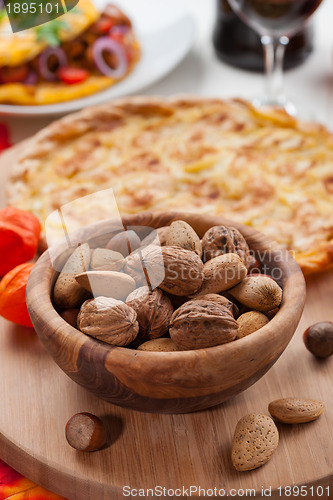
0, 124, 10, 151
0, 459, 67, 500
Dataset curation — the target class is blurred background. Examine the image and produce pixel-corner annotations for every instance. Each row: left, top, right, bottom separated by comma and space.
1, 0, 333, 142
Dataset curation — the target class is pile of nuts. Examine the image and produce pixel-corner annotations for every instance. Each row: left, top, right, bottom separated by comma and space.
53, 220, 283, 351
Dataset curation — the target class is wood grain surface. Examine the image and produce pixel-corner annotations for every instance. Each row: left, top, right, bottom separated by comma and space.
0, 146, 332, 499
26, 211, 305, 414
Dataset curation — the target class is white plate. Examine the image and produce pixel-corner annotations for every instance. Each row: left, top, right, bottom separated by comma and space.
0, 0, 195, 117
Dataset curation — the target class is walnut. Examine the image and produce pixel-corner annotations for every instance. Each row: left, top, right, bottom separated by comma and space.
169, 299, 238, 350
191, 293, 237, 317
159, 246, 204, 296
106, 230, 141, 256
124, 245, 163, 288
77, 296, 139, 346
126, 286, 173, 340
125, 245, 204, 296
202, 225, 250, 268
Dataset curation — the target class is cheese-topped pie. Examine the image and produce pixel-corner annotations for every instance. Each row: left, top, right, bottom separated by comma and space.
7, 97, 333, 274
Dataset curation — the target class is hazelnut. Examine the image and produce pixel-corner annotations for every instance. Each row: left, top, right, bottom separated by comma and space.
60, 309, 79, 328
202, 225, 250, 268
65, 413, 106, 452
303, 322, 333, 358
126, 286, 173, 340
77, 296, 139, 346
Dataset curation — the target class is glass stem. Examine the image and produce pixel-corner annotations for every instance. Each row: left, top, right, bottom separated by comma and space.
261, 35, 289, 106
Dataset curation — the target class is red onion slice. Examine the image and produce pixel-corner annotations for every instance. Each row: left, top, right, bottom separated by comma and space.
24, 70, 38, 85
38, 47, 67, 82
109, 25, 131, 37
92, 37, 128, 79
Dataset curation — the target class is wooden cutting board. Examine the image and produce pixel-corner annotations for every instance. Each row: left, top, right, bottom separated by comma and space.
0, 146, 332, 499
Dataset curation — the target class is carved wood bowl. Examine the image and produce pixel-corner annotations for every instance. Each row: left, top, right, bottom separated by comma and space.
26, 212, 306, 414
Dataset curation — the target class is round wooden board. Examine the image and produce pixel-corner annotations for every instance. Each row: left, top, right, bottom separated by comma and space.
0, 272, 333, 499
0, 147, 332, 499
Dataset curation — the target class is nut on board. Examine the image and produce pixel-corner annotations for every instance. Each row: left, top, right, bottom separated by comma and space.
268, 398, 325, 424
65, 412, 107, 452
232, 414, 279, 471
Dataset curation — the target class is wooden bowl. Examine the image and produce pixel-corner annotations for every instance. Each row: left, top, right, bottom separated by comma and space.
26, 212, 306, 414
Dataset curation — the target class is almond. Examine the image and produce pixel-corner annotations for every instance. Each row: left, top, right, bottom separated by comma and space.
237, 311, 269, 339
166, 220, 202, 257
229, 275, 282, 312
232, 414, 279, 471
137, 338, 178, 352
75, 271, 136, 301
90, 248, 124, 271
268, 398, 325, 424
53, 243, 91, 309
195, 253, 247, 296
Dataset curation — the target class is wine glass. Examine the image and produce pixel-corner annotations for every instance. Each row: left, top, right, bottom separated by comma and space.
226, 0, 324, 115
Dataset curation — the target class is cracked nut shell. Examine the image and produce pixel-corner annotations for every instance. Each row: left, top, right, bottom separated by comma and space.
202, 225, 250, 268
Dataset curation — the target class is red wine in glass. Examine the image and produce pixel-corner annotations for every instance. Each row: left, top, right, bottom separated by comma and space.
213, 0, 315, 71
234, 0, 323, 35
226, 0, 324, 115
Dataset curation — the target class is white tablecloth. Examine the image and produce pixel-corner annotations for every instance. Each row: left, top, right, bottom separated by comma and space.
2, 0, 333, 142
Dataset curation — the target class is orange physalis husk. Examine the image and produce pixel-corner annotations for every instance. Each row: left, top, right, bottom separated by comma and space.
0, 206, 41, 276
0, 263, 35, 328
